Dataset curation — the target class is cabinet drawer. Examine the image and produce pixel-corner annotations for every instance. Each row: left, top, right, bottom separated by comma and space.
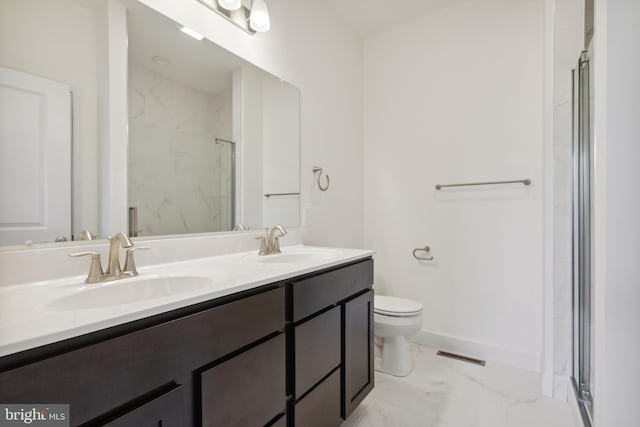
295, 306, 341, 397
0, 287, 284, 425
292, 259, 373, 322
201, 334, 286, 427
100, 384, 184, 427
294, 369, 341, 427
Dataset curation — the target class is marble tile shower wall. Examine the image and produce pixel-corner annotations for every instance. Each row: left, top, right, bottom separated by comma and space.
553, 0, 583, 400
128, 64, 233, 235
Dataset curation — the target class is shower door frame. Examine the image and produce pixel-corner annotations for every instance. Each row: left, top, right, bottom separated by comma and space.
572, 49, 594, 426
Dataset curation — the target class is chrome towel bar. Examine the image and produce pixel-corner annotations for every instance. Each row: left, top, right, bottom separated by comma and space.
264, 192, 300, 198
435, 179, 531, 190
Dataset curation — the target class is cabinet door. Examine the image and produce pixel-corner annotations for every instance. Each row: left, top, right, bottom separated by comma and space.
343, 290, 374, 418
100, 384, 184, 427
201, 334, 286, 427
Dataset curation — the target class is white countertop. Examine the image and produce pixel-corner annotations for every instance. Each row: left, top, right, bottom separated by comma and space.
0, 245, 374, 358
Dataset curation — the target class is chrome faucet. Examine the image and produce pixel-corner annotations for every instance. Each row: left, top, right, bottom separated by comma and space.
257, 225, 287, 255
70, 232, 149, 283
106, 232, 133, 277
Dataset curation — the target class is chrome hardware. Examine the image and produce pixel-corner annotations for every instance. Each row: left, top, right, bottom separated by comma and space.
413, 246, 434, 261
257, 225, 288, 255
256, 236, 269, 255
233, 224, 247, 231
264, 192, 300, 198
76, 230, 94, 241
435, 179, 531, 190
312, 166, 330, 192
128, 207, 138, 237
69, 252, 104, 283
123, 246, 150, 275
106, 232, 134, 277
69, 232, 145, 284
267, 225, 287, 254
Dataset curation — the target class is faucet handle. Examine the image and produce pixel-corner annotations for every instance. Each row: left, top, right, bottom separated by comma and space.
256, 237, 269, 256
69, 252, 104, 284
123, 246, 150, 276
271, 236, 282, 254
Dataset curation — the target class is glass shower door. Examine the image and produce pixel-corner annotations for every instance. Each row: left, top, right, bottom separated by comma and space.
572, 50, 593, 425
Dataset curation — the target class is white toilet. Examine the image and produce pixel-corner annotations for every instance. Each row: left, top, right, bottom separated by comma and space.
374, 295, 423, 377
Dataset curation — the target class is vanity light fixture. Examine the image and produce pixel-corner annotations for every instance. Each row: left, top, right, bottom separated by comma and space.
217, 0, 241, 11
179, 26, 204, 41
249, 0, 270, 32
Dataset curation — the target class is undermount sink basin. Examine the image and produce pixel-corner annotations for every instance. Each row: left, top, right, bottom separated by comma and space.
259, 249, 341, 264
47, 275, 211, 310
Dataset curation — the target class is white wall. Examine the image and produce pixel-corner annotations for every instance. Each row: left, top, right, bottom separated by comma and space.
137, 0, 364, 248
593, 0, 640, 424
363, 0, 546, 371
0, 0, 100, 238
263, 74, 301, 227
238, 65, 265, 230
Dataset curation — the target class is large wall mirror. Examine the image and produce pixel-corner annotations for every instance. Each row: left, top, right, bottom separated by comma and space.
0, 0, 300, 247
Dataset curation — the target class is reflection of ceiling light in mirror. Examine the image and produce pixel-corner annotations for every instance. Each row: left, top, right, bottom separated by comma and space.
218, 0, 241, 11
152, 56, 171, 66
179, 26, 204, 40
249, 0, 270, 32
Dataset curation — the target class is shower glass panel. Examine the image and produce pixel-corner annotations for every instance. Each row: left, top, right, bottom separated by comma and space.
572, 50, 593, 425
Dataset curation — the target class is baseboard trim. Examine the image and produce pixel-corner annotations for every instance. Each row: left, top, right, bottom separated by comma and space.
412, 329, 541, 373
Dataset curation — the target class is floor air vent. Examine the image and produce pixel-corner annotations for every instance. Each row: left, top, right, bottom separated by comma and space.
436, 350, 486, 366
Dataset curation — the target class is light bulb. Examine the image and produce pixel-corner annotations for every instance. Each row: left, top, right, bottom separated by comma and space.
249, 0, 270, 32
218, 0, 241, 11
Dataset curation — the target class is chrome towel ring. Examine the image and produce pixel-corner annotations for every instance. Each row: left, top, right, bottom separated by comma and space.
312, 166, 330, 191
413, 246, 434, 261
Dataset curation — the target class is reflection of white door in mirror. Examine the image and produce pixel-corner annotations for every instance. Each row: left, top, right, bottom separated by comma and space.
0, 67, 71, 246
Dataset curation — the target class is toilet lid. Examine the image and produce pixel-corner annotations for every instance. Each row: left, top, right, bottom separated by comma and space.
374, 295, 423, 316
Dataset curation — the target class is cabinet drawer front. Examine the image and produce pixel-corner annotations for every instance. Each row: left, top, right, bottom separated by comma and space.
101, 384, 184, 427
201, 334, 286, 427
292, 259, 373, 322
295, 306, 341, 397
0, 287, 284, 425
294, 369, 341, 427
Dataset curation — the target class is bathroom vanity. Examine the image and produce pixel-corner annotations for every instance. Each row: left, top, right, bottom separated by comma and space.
0, 249, 374, 427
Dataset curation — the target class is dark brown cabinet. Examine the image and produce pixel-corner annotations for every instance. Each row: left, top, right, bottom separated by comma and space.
0, 257, 373, 427
201, 334, 286, 427
294, 306, 341, 396
101, 384, 184, 427
291, 259, 374, 424
344, 290, 374, 417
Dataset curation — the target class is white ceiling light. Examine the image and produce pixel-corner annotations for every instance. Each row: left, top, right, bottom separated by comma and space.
217, 0, 241, 11
249, 0, 270, 32
179, 26, 204, 41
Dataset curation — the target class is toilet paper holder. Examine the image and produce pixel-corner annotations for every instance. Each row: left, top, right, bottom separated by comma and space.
413, 246, 434, 261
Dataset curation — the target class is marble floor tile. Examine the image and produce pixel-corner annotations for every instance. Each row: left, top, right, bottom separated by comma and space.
343, 345, 578, 427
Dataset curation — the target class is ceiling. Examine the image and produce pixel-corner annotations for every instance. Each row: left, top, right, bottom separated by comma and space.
326, 0, 462, 36
125, 0, 246, 94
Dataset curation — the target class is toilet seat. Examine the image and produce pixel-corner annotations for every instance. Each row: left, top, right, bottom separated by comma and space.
374, 295, 422, 317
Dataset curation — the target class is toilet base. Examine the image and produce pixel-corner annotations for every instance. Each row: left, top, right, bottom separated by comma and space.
375, 335, 413, 377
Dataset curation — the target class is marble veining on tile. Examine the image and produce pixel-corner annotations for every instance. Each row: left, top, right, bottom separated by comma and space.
343, 345, 578, 427
128, 64, 233, 236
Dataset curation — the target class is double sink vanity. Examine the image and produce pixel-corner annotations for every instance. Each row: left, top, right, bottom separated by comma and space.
0, 232, 375, 426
